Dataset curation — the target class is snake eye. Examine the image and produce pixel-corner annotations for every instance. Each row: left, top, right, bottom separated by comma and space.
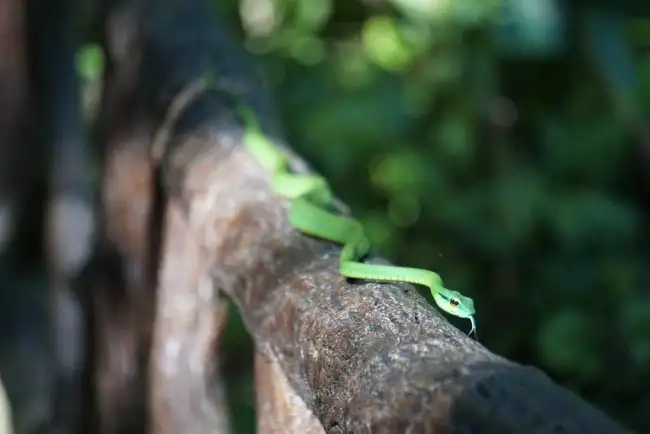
450, 298, 460, 308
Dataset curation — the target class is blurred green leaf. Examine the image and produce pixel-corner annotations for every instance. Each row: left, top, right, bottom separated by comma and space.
370, 151, 429, 195
620, 297, 650, 368
537, 309, 602, 381
362, 16, 414, 72
387, 193, 421, 227
75, 43, 104, 82
540, 115, 628, 184
361, 211, 395, 251
544, 192, 641, 251
432, 110, 476, 168
292, 0, 332, 32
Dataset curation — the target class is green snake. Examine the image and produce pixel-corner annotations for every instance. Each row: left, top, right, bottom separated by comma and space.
73, 40, 477, 335
239, 108, 477, 337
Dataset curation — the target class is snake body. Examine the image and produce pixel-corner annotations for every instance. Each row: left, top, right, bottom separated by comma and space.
241, 107, 477, 336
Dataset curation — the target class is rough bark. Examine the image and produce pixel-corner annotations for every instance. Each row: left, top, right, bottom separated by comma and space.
125, 1, 635, 433
149, 200, 231, 434
254, 353, 325, 434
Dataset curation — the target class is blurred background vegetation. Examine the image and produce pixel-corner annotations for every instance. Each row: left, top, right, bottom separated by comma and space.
216, 0, 650, 432
2, 0, 650, 433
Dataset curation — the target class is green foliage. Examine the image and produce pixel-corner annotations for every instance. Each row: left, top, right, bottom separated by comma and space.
76, 43, 104, 124
229, 0, 650, 431
75, 43, 104, 82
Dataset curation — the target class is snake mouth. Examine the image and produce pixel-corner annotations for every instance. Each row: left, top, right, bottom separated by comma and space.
468, 316, 477, 339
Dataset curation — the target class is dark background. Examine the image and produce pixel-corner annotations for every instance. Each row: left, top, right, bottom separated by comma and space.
2, 0, 650, 433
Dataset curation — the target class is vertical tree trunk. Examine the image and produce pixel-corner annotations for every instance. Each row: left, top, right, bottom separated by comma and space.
87, 1, 156, 431
27, 1, 95, 432
0, 0, 28, 253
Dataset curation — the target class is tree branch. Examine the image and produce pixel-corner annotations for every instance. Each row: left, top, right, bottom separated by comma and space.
149, 199, 231, 434
93, 2, 234, 433
129, 1, 634, 433
254, 353, 324, 434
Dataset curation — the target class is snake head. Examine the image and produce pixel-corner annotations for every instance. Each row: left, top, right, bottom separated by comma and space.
432, 289, 477, 337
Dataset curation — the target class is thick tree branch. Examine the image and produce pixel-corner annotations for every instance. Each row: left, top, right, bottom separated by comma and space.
93, 2, 234, 433
89, 2, 156, 429
254, 353, 324, 434
160, 115, 632, 433
149, 199, 231, 434
129, 1, 634, 433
